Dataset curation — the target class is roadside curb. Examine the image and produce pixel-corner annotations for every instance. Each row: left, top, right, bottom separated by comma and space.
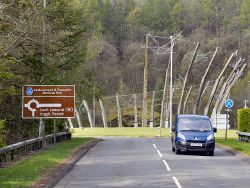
31, 138, 102, 188
216, 143, 250, 164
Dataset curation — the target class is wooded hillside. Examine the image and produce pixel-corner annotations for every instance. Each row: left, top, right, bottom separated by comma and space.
0, 0, 249, 145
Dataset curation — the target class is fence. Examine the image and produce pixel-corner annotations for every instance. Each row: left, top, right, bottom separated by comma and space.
74, 81, 216, 128
0, 132, 71, 163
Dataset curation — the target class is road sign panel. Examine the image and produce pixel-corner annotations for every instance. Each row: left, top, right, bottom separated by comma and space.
22, 85, 75, 119
225, 99, 233, 109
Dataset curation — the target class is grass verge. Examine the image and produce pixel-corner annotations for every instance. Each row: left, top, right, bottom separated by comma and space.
215, 129, 237, 139
215, 130, 250, 157
217, 138, 250, 156
72, 128, 237, 139
72, 127, 171, 138
0, 137, 92, 188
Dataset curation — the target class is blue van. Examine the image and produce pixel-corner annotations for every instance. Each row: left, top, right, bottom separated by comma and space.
171, 114, 217, 156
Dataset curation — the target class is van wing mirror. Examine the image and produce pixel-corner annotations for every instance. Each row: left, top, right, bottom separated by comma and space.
213, 127, 217, 133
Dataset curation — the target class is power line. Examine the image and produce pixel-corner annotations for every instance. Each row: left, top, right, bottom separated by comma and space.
147, 32, 240, 56
178, 38, 237, 55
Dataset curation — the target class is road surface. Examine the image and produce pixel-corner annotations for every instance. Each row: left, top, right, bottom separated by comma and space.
55, 138, 250, 188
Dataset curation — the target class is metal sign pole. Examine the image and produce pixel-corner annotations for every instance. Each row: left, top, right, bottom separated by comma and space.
224, 98, 233, 141
39, 118, 45, 149
225, 109, 228, 141
215, 108, 217, 128
54, 119, 56, 148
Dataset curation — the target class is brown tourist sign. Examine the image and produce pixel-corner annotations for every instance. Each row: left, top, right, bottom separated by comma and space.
22, 85, 75, 119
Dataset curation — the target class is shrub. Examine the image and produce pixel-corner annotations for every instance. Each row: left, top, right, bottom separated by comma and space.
0, 120, 5, 147
237, 108, 250, 132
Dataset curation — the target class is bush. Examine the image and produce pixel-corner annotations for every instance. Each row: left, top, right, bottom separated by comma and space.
0, 120, 5, 148
238, 108, 250, 132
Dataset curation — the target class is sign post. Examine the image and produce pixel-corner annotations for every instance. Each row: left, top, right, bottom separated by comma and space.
224, 99, 233, 141
54, 119, 56, 148
22, 85, 75, 148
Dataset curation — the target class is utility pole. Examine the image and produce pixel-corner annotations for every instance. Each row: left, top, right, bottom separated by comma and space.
204, 51, 236, 115
116, 93, 122, 127
42, 0, 46, 64
183, 86, 192, 114
164, 98, 169, 128
39, 0, 47, 149
39, 119, 45, 148
166, 88, 175, 128
193, 47, 218, 114
67, 118, 74, 129
212, 77, 226, 114
150, 91, 155, 128
161, 63, 169, 127
217, 64, 246, 113
142, 33, 149, 127
159, 101, 164, 128
201, 81, 210, 99
75, 108, 83, 128
246, 81, 250, 108
214, 58, 243, 114
169, 36, 174, 133
244, 100, 249, 108
99, 99, 107, 128
83, 100, 93, 128
93, 83, 96, 127
178, 43, 200, 114
134, 94, 138, 127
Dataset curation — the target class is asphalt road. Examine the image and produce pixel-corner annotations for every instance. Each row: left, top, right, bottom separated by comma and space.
55, 138, 250, 188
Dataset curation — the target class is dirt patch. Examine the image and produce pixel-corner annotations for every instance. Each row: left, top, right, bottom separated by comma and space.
31, 138, 102, 188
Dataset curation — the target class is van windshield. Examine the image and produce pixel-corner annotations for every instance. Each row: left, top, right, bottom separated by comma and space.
178, 118, 212, 132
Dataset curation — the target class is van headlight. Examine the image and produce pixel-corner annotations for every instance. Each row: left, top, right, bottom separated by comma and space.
207, 134, 214, 141
178, 132, 186, 140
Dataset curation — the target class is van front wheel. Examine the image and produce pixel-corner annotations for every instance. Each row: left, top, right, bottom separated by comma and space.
208, 150, 214, 156
175, 148, 181, 155
172, 146, 175, 152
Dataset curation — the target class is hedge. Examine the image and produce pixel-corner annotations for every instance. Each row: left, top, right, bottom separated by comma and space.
0, 120, 5, 147
238, 108, 250, 132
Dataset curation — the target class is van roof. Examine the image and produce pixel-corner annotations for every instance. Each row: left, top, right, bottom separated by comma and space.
177, 114, 209, 119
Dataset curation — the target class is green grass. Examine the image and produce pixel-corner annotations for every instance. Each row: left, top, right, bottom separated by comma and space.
215, 129, 237, 139
72, 127, 171, 138
217, 139, 250, 156
0, 137, 92, 188
215, 129, 250, 156
72, 128, 238, 139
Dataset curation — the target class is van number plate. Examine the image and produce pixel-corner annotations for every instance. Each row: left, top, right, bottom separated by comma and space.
190, 143, 202, 147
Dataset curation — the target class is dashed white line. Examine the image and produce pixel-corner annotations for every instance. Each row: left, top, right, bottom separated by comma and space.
162, 160, 171, 171
156, 150, 163, 157
173, 176, 182, 188
153, 144, 157, 149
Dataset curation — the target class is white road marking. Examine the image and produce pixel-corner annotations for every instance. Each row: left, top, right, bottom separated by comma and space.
153, 144, 157, 149
157, 150, 163, 157
173, 176, 182, 188
162, 160, 171, 171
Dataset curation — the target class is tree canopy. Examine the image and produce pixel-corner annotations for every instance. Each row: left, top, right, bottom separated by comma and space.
0, 0, 249, 144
